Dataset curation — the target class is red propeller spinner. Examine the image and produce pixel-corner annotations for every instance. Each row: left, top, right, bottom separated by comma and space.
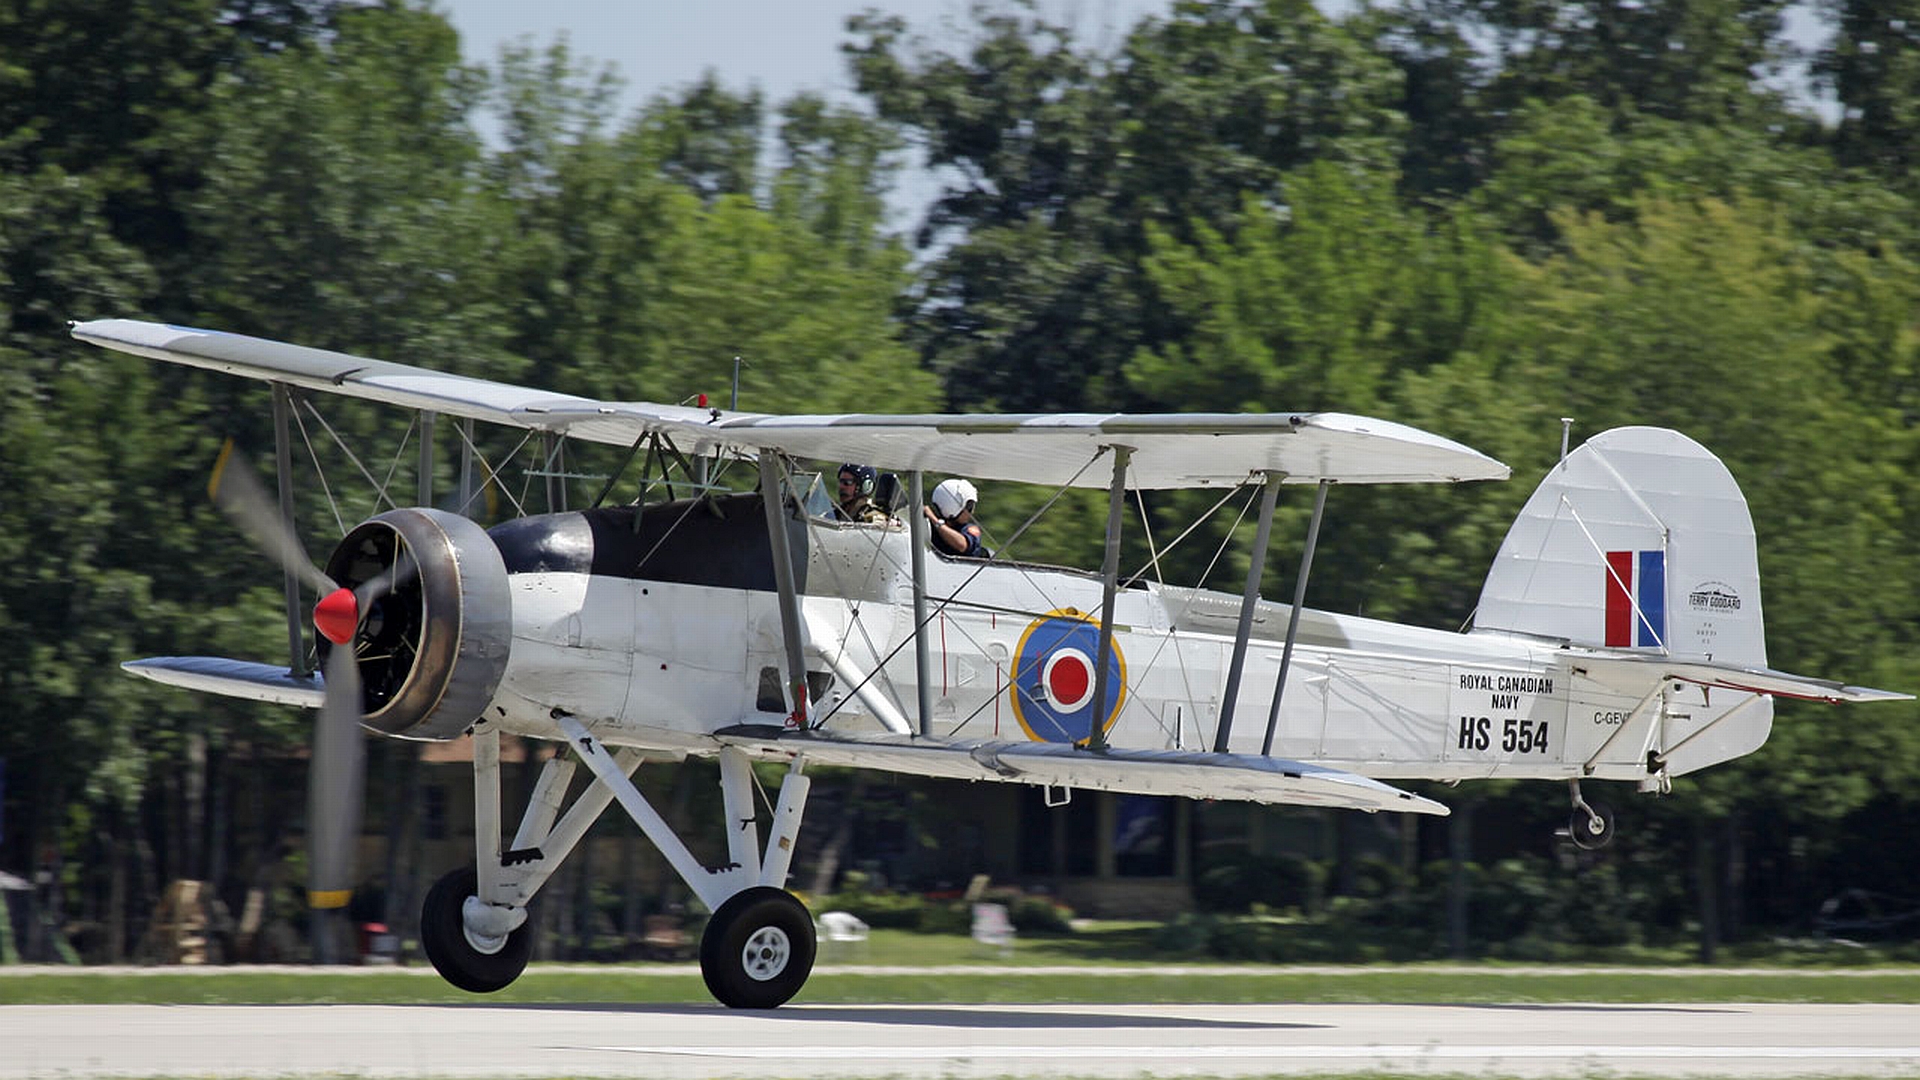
313, 586, 358, 646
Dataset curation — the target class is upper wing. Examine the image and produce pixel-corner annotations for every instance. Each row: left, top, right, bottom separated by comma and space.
73, 319, 1508, 489
644, 410, 1509, 488
716, 727, 1449, 815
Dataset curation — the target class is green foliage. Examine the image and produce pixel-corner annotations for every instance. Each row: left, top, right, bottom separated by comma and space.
478, 48, 932, 414
1815, 0, 1920, 186
183, 2, 512, 371
847, 0, 1408, 414
1166, 854, 1672, 963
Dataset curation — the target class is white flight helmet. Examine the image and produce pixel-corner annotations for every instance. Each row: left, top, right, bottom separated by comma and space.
930, 478, 977, 519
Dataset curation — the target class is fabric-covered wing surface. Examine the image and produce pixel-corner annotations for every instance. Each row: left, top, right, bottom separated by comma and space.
73, 319, 1507, 490
714, 729, 1449, 815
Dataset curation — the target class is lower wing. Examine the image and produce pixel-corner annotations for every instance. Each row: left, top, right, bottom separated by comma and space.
717, 727, 1448, 815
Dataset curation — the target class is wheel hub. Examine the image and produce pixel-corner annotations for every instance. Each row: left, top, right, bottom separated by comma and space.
741, 925, 791, 981
460, 894, 521, 955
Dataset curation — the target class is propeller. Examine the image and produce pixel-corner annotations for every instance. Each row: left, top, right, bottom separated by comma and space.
207, 439, 367, 915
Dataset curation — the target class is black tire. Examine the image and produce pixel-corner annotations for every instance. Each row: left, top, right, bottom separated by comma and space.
1568, 800, 1617, 851
420, 866, 533, 993
699, 887, 816, 1009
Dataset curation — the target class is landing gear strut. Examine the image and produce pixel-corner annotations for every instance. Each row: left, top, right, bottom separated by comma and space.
1566, 780, 1616, 850
434, 718, 820, 1005
420, 866, 534, 992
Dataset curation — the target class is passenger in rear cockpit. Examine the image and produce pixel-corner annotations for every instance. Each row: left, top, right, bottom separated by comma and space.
926, 478, 989, 558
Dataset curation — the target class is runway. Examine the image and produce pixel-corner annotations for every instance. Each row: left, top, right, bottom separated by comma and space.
6, 1001, 1920, 1078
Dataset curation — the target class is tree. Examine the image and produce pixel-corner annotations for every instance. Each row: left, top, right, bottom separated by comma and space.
182, 1, 514, 373
1413, 0, 1799, 127
480, 47, 933, 416
847, 0, 1408, 412
1814, 0, 1920, 187
1124, 161, 1523, 622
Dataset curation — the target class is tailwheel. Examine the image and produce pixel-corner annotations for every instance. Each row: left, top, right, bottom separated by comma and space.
421, 866, 534, 993
1568, 799, 1617, 851
699, 886, 816, 1009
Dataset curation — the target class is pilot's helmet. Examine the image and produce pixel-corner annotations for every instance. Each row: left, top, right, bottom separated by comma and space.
838, 463, 876, 498
931, 478, 977, 519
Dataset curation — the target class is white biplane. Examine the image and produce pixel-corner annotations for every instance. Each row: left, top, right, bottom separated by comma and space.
74, 319, 1907, 1006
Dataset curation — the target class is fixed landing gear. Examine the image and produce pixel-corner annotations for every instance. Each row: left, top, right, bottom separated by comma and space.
700, 886, 817, 1009
421, 866, 534, 993
441, 720, 821, 1006
1564, 781, 1616, 850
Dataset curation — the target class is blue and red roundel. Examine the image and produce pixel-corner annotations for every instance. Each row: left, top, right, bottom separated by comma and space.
1010, 611, 1126, 743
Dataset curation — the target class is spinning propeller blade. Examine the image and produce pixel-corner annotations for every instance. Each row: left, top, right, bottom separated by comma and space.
207, 439, 335, 595
206, 440, 368, 911
309, 644, 367, 909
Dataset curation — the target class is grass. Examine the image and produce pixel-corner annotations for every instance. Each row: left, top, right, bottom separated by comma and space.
4, 925, 1920, 1005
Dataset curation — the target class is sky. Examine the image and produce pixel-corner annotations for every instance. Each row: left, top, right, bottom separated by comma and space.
437, 1, 1178, 230
438, 1, 1175, 116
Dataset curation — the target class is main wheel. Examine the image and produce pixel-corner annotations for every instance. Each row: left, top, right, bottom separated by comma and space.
699, 886, 816, 1009
1568, 800, 1617, 851
420, 866, 533, 993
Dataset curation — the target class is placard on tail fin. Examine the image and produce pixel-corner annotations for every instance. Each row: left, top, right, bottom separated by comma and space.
1475, 427, 1766, 666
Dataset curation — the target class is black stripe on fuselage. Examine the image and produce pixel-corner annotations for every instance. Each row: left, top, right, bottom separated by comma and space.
487, 493, 808, 593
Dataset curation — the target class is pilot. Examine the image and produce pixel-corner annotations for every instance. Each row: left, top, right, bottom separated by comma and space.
834, 463, 892, 524
926, 478, 989, 557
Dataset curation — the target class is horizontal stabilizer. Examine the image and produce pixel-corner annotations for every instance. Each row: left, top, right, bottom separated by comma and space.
1574, 652, 1912, 704
123, 657, 324, 708
715, 728, 1448, 815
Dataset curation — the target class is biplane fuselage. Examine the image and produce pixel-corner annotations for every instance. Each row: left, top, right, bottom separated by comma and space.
361, 492, 1763, 789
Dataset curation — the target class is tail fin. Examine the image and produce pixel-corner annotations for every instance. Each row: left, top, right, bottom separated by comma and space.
1475, 427, 1908, 779
1475, 426, 1765, 666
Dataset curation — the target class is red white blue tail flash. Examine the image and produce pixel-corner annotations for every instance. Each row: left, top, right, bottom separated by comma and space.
1604, 549, 1666, 648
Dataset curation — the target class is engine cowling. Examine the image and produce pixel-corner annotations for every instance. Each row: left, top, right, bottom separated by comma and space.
322, 507, 511, 740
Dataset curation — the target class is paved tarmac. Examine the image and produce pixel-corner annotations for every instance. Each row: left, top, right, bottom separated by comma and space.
5, 1000, 1920, 1078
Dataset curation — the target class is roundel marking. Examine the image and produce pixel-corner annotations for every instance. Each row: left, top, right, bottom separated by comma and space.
1042, 648, 1094, 711
1010, 610, 1126, 743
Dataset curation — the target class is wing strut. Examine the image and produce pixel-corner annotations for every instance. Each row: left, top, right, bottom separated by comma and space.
1088, 447, 1132, 752
908, 470, 935, 736
457, 418, 476, 517
1214, 472, 1284, 753
418, 410, 436, 505
271, 384, 308, 677
1262, 479, 1329, 755
758, 451, 811, 727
